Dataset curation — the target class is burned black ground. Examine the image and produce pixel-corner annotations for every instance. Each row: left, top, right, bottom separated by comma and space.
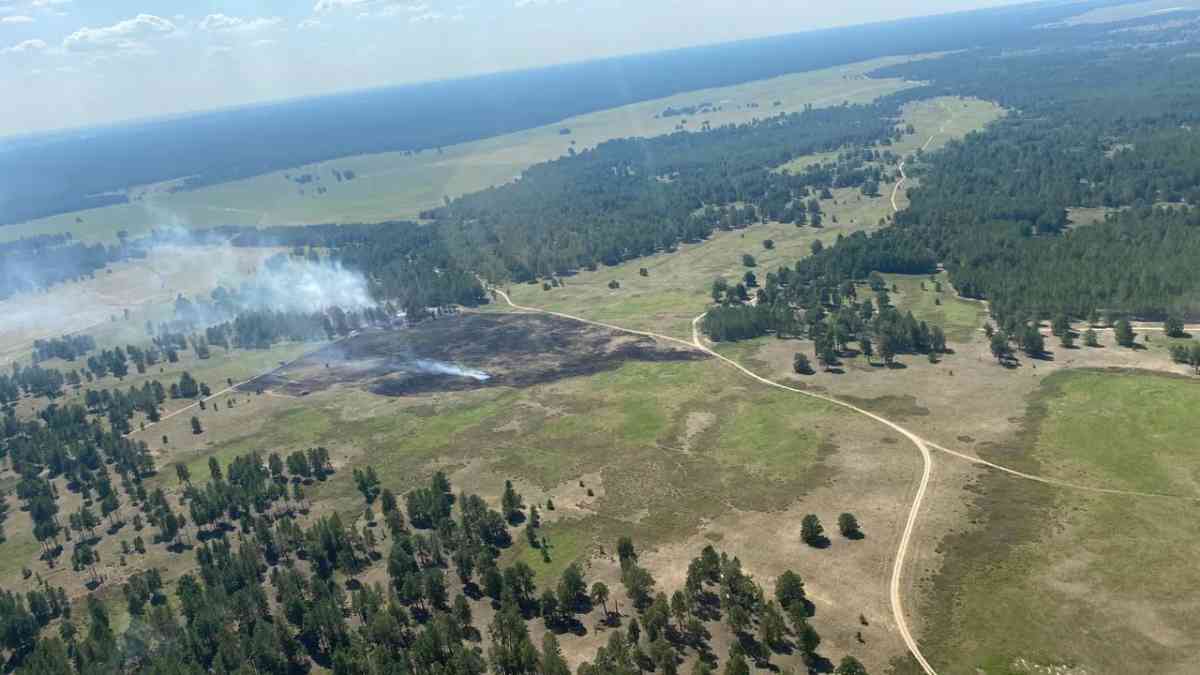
246, 312, 705, 397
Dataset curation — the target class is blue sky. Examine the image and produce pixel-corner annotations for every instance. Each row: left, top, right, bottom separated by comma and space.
0, 0, 1027, 136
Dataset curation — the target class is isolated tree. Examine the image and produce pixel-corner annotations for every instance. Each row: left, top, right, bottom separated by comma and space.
1051, 314, 1071, 337
590, 582, 610, 619
836, 656, 870, 675
1164, 315, 1185, 338
930, 325, 947, 353
1084, 328, 1100, 347
838, 512, 861, 538
762, 239, 775, 250
741, 254, 756, 268
879, 334, 897, 366
1060, 330, 1075, 349
711, 278, 729, 303
775, 570, 807, 612
557, 563, 587, 612
175, 463, 191, 486
793, 353, 813, 375
100, 492, 120, 526
1021, 324, 1045, 357
990, 332, 1011, 363
723, 648, 750, 675
801, 514, 824, 547
1114, 319, 1136, 348
859, 336, 874, 363
501, 480, 524, 524
190, 416, 203, 435
542, 633, 571, 675
488, 598, 539, 675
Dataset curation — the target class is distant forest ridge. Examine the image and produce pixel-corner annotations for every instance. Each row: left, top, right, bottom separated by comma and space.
0, 0, 1123, 226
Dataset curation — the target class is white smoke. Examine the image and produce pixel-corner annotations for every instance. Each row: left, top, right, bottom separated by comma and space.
0, 224, 376, 364
236, 257, 373, 313
411, 359, 491, 381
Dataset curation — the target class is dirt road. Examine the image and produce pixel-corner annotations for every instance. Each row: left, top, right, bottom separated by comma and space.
492, 287, 940, 674
492, 287, 1196, 674
890, 126, 944, 214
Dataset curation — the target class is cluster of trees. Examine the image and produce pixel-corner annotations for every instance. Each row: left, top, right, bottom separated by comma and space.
31, 335, 96, 364
0, 364, 68, 402
1170, 342, 1200, 374
1, 446, 879, 675
83, 381, 167, 434
424, 100, 911, 282
0, 584, 70, 657
702, 266, 947, 372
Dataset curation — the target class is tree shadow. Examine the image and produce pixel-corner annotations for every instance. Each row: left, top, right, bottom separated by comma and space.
803, 536, 831, 550
843, 530, 865, 541
808, 654, 835, 673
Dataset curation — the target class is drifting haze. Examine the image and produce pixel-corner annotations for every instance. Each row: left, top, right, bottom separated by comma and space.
0, 0, 1034, 136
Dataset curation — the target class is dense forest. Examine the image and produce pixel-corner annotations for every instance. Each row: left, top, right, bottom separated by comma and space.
425, 101, 910, 281
791, 23, 1200, 321
0, 0, 1111, 225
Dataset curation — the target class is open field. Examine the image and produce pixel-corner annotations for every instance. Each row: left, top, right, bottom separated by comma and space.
875, 272, 991, 343
775, 96, 1003, 178
505, 97, 1003, 342
1052, 0, 1200, 25
505, 218, 864, 341
900, 370, 1200, 674
0, 245, 274, 364
1, 56, 933, 244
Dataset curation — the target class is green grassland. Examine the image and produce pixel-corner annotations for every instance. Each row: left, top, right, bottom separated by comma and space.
2, 56, 930, 244
904, 370, 1200, 675
1057, 0, 1200, 25
505, 218, 857, 340
877, 272, 990, 343
776, 96, 1003, 176
177, 357, 859, 586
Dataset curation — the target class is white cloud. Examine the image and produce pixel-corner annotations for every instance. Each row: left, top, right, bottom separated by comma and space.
298, 17, 322, 29
315, 0, 457, 20
409, 11, 443, 22
0, 14, 32, 23
314, 0, 371, 12
251, 38, 277, 47
2, 37, 45, 54
30, 0, 71, 7
199, 14, 283, 33
63, 14, 175, 53
514, 0, 568, 7
206, 45, 232, 57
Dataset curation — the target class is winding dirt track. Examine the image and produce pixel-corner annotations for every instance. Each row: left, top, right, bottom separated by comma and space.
890, 128, 942, 214
491, 287, 1195, 674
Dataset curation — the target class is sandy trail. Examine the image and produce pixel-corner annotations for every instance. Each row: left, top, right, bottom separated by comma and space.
890, 125, 943, 213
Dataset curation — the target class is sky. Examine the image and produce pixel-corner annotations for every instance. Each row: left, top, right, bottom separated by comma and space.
0, 0, 1032, 136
